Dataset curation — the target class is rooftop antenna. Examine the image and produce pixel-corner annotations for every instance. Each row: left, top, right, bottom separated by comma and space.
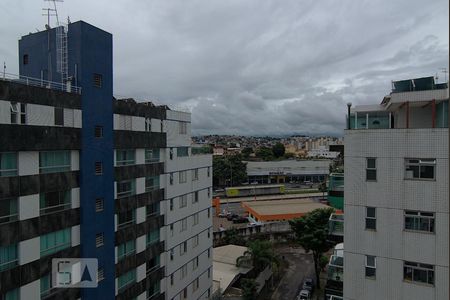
42, 0, 63, 28
440, 68, 448, 83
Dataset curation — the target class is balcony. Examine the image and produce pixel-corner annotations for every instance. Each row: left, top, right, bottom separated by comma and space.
0, 72, 81, 94
328, 213, 344, 237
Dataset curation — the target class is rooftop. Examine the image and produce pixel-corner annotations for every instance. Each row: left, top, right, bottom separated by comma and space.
243, 198, 332, 221
0, 72, 81, 94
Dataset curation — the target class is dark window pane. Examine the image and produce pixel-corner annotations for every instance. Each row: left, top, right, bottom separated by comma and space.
366, 207, 376, 218
55, 107, 64, 126
420, 166, 434, 179
404, 266, 413, 281
365, 218, 376, 230
365, 267, 376, 277
366, 169, 377, 181
367, 158, 376, 168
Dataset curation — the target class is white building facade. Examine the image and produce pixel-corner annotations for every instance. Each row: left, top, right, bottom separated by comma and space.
344, 77, 449, 300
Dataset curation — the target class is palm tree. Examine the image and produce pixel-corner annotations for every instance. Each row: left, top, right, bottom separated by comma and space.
236, 240, 277, 273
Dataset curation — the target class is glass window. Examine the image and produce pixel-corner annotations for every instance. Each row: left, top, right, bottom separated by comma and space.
192, 169, 198, 181
180, 218, 187, 232
39, 151, 71, 174
40, 274, 51, 297
405, 159, 436, 180
0, 153, 17, 177
404, 261, 434, 285
117, 269, 136, 292
116, 180, 135, 198
145, 176, 160, 192
169, 173, 174, 185
192, 191, 199, 203
147, 255, 160, 274
147, 229, 160, 246
365, 207, 376, 230
180, 264, 187, 279
366, 158, 376, 181
10, 102, 26, 125
169, 148, 173, 160
3, 288, 19, 300
193, 213, 199, 226
40, 228, 71, 257
116, 149, 135, 166
147, 280, 160, 298
145, 149, 160, 163
0, 198, 18, 224
179, 195, 187, 208
117, 240, 136, 261
117, 210, 135, 230
405, 211, 435, 233
145, 118, 151, 132
146, 202, 160, 217
0, 244, 18, 271
55, 107, 64, 126
365, 255, 376, 278
40, 190, 71, 215
179, 171, 187, 183
177, 147, 189, 157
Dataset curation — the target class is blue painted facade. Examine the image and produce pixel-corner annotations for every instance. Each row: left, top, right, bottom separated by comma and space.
19, 21, 115, 299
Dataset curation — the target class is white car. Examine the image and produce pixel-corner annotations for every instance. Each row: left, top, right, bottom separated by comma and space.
297, 289, 311, 300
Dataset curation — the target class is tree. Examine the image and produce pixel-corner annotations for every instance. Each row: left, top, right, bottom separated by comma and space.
272, 143, 285, 158
236, 240, 277, 273
241, 278, 259, 300
241, 147, 253, 159
213, 154, 247, 187
255, 147, 273, 161
289, 207, 335, 289
223, 228, 246, 246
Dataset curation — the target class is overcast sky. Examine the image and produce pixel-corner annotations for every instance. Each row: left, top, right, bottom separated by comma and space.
1, 1, 448, 136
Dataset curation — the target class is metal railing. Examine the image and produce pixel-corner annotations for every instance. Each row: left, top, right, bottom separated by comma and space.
0, 72, 82, 94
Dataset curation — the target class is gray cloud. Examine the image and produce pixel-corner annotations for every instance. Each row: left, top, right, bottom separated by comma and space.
0, 0, 448, 136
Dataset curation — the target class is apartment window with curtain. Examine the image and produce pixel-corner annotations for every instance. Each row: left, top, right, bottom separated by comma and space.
0, 244, 18, 271
39, 151, 71, 174
40, 190, 71, 215
117, 269, 136, 292
145, 176, 160, 192
145, 149, 160, 163
0, 198, 18, 224
117, 240, 136, 261
116, 149, 135, 166
0, 152, 17, 177
404, 261, 434, 285
40, 228, 71, 257
116, 179, 135, 198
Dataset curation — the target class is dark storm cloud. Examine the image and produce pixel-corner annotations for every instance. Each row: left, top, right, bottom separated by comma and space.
0, 0, 448, 136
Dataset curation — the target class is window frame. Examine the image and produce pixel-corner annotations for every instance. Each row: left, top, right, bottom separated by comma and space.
117, 209, 136, 230
365, 207, 376, 230
0, 198, 18, 224
404, 158, 436, 180
0, 243, 18, 271
179, 171, 187, 183
39, 151, 71, 174
366, 157, 377, 181
404, 210, 435, 233
145, 149, 160, 164
116, 149, 135, 166
0, 152, 18, 177
39, 190, 71, 215
403, 261, 434, 285
116, 179, 135, 198
365, 255, 376, 278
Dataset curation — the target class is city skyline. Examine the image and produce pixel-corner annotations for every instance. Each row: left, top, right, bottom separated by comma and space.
1, 1, 448, 136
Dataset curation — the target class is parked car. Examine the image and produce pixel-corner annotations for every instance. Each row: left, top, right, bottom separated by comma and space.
302, 277, 314, 292
297, 289, 310, 300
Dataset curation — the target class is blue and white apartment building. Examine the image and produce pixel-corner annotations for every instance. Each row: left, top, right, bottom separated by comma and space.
0, 21, 213, 300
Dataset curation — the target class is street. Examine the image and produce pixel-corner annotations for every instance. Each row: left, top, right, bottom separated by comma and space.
271, 245, 315, 300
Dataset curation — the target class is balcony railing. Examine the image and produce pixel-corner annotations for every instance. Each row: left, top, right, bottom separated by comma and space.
0, 72, 82, 94
329, 213, 344, 236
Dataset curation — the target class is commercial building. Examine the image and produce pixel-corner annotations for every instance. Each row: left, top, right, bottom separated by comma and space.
0, 21, 212, 300
246, 160, 330, 184
242, 198, 332, 223
344, 76, 448, 300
